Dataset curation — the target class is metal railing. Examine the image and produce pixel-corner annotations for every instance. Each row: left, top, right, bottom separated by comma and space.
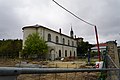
0, 53, 119, 80
0, 67, 119, 80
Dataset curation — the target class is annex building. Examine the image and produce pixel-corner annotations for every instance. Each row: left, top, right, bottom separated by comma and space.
22, 24, 82, 60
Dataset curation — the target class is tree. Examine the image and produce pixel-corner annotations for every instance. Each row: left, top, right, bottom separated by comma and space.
90, 51, 98, 57
22, 33, 48, 59
0, 39, 22, 58
77, 41, 93, 57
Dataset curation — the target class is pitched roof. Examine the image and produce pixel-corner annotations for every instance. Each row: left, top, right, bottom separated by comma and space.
22, 24, 76, 40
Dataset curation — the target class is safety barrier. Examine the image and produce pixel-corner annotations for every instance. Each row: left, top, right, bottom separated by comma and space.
0, 67, 119, 80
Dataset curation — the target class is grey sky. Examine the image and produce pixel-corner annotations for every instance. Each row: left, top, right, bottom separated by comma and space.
0, 0, 120, 45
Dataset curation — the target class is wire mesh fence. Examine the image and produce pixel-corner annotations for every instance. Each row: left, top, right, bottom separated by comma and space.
17, 72, 100, 80
16, 54, 120, 80
16, 62, 98, 80
0, 53, 119, 80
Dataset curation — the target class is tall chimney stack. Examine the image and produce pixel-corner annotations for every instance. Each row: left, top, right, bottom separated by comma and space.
59, 28, 61, 34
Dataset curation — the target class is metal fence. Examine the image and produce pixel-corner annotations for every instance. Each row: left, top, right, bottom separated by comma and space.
0, 67, 119, 80
0, 54, 119, 80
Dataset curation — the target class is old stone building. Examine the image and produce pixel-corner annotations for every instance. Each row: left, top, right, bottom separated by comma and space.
22, 24, 82, 60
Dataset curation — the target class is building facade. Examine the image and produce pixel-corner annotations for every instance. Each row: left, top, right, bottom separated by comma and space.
22, 24, 81, 60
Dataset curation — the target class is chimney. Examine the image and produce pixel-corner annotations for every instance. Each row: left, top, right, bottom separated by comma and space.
59, 28, 61, 34
75, 35, 76, 39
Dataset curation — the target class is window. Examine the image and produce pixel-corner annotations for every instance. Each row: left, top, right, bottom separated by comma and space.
68, 40, 70, 45
56, 36, 59, 43
70, 51, 72, 56
59, 50, 61, 57
48, 33, 51, 41
63, 38, 65, 44
65, 50, 67, 57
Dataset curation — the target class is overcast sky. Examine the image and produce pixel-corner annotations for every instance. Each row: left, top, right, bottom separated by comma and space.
0, 0, 120, 45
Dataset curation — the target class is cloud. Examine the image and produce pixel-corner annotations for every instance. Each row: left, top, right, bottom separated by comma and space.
0, 0, 120, 45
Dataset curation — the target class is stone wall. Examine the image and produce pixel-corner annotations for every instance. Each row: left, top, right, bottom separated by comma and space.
106, 41, 119, 67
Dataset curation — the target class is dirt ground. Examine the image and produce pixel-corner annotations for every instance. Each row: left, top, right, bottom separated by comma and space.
0, 59, 99, 80
0, 59, 19, 67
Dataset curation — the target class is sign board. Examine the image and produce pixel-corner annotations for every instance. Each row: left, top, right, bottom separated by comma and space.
95, 61, 103, 69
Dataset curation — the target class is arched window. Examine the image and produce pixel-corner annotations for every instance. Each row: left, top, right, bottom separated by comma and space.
63, 38, 65, 44
65, 50, 67, 57
59, 50, 61, 57
70, 51, 72, 57
56, 36, 59, 43
48, 33, 51, 41
68, 40, 70, 45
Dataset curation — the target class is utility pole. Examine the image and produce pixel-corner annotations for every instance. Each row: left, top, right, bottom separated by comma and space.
94, 26, 101, 61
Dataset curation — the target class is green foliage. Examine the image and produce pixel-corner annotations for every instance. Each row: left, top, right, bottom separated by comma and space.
79, 41, 89, 54
90, 51, 98, 57
22, 33, 48, 59
0, 39, 22, 58
77, 41, 92, 57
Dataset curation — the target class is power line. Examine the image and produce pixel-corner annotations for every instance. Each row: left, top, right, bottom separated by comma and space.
53, 0, 101, 61
52, 0, 96, 26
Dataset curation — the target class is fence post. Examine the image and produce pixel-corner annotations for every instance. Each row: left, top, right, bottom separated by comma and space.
54, 63, 57, 80
66, 64, 68, 80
